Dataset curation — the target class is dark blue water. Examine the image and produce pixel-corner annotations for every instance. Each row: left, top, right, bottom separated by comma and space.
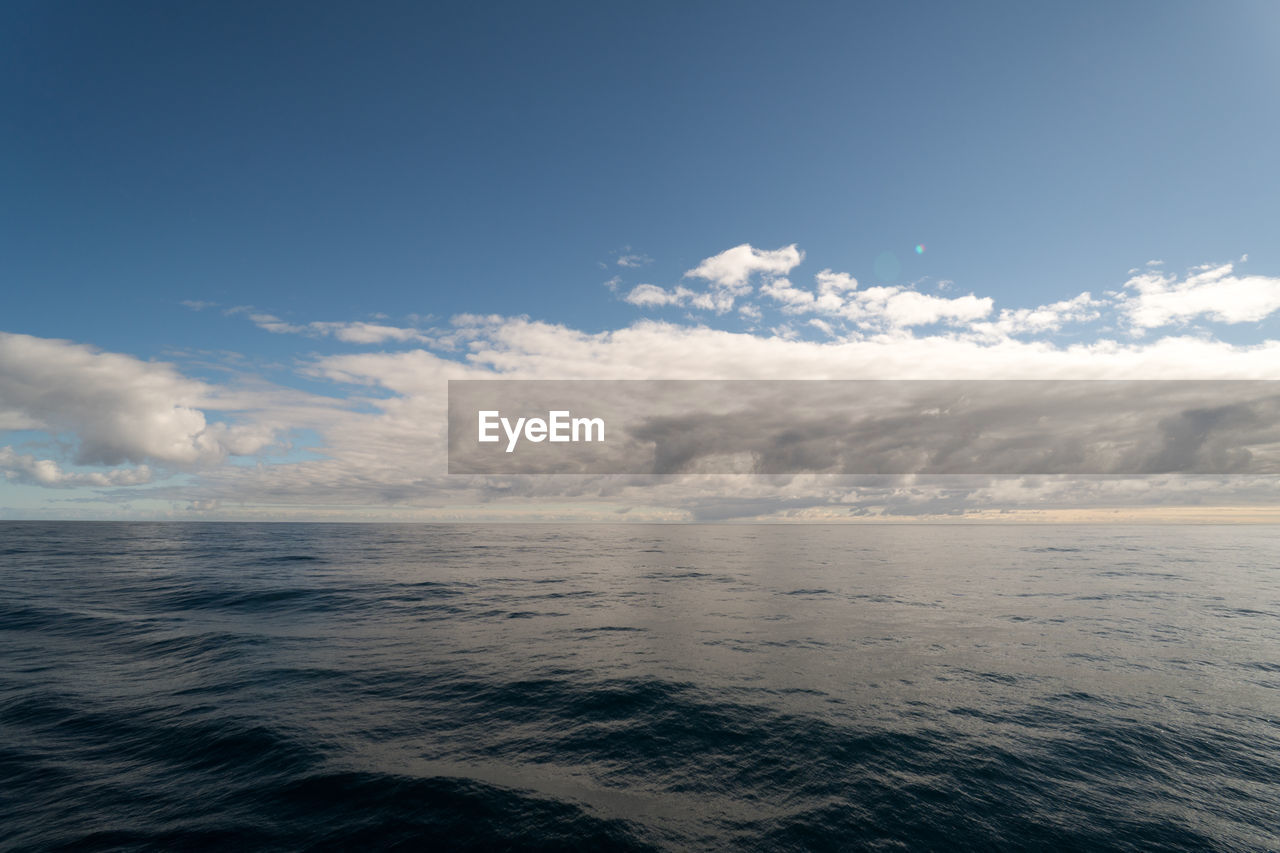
1, 522, 1278, 851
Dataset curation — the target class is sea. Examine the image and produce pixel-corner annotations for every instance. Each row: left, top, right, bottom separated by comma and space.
1, 522, 1277, 851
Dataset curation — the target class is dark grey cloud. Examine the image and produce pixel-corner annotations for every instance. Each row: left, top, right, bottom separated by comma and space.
449, 380, 1280, 476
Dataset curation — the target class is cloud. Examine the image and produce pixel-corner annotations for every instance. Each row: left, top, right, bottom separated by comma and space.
617, 252, 653, 268
445, 313, 1280, 381
759, 277, 819, 311
250, 314, 429, 344
807, 318, 833, 336
815, 270, 859, 294
0, 447, 153, 487
759, 273, 993, 330
0, 332, 275, 467
250, 313, 306, 334
622, 283, 745, 313
968, 292, 1101, 339
309, 322, 427, 344
642, 383, 1280, 476
624, 284, 689, 307
852, 288, 992, 327
209, 310, 1280, 514
10, 244, 1280, 520
685, 243, 804, 289
623, 244, 805, 314
1118, 261, 1280, 331
450, 378, 1280, 477
646, 254, 997, 330
180, 300, 217, 311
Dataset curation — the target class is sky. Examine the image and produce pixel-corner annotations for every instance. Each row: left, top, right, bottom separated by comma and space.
4, 0, 1280, 521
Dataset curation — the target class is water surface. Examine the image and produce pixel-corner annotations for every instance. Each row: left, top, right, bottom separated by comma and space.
2, 522, 1277, 850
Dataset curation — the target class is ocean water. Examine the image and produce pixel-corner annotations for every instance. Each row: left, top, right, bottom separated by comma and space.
1, 522, 1278, 851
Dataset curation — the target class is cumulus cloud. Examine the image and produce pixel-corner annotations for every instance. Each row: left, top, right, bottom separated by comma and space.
636, 251, 993, 331
685, 243, 804, 289
759, 277, 818, 312
0, 332, 275, 469
1118, 261, 1280, 331
624, 284, 691, 308
759, 273, 993, 330
815, 270, 859, 294
620, 244, 806, 314
623, 284, 747, 313
968, 292, 1102, 339
844, 286, 992, 328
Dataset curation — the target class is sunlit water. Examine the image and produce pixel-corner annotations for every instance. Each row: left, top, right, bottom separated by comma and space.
2, 522, 1278, 851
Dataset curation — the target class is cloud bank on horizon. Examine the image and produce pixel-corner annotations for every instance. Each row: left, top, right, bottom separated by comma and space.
5, 244, 1280, 521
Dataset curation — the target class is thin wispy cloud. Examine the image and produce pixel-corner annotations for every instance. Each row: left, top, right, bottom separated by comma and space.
250, 314, 430, 344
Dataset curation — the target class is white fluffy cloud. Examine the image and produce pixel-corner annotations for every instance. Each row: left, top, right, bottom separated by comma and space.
623, 284, 693, 308
758, 270, 993, 330
1118, 262, 1280, 331
0, 332, 275, 470
844, 286, 993, 328
629, 247, 995, 330
968, 293, 1102, 340
815, 269, 859, 294
621, 243, 805, 314
684, 243, 804, 289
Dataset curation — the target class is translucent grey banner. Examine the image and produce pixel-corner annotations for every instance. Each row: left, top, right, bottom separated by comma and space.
447, 380, 1280, 475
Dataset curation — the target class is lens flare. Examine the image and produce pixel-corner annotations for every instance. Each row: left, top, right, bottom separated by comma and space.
915, 244, 925, 255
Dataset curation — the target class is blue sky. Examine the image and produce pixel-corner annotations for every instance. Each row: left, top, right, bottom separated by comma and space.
4, 1, 1280, 520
